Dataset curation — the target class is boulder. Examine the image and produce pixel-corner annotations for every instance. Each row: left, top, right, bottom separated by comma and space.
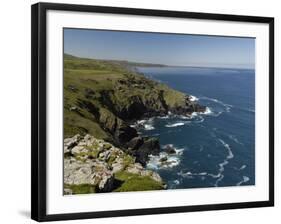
134, 137, 160, 166
64, 158, 115, 192
97, 171, 115, 192
126, 136, 144, 150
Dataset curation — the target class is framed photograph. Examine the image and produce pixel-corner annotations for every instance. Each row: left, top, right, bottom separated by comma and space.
31, 2, 274, 222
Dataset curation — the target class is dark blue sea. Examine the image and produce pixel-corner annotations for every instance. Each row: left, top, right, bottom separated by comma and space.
136, 66, 255, 189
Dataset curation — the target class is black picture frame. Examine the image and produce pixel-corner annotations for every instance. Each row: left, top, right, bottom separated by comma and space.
31, 2, 274, 222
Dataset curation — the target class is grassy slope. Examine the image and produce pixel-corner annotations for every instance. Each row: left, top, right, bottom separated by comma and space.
64, 54, 187, 140
114, 171, 164, 192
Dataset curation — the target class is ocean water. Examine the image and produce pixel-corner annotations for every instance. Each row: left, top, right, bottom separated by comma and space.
136, 66, 255, 189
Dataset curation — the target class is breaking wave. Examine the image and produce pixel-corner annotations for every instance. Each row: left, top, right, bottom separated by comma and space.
147, 144, 184, 170
199, 96, 233, 114
130, 118, 155, 130
189, 95, 199, 102
165, 122, 185, 128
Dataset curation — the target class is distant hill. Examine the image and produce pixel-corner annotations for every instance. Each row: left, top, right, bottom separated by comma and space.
64, 53, 167, 68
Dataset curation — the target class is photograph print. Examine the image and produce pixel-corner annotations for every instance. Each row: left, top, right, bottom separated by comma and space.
63, 28, 255, 195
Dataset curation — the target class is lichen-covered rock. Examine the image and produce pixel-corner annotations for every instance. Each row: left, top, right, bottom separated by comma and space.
64, 158, 115, 192
64, 134, 81, 153
63, 134, 165, 194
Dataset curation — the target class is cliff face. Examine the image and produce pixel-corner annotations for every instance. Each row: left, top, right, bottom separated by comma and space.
64, 54, 205, 166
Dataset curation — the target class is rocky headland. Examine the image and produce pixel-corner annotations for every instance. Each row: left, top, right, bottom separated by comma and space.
63, 54, 206, 193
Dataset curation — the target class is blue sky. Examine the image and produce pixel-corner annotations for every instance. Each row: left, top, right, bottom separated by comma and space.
64, 28, 255, 69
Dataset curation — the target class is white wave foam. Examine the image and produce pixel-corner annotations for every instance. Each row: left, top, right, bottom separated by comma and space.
180, 139, 235, 187
212, 139, 234, 186
147, 153, 180, 169
178, 170, 219, 181
162, 144, 184, 155
179, 115, 192, 120
201, 107, 212, 115
131, 118, 155, 130
200, 96, 233, 114
214, 174, 224, 186
137, 119, 147, 125
189, 95, 199, 102
147, 145, 184, 170
165, 122, 185, 128
144, 124, 155, 130
157, 115, 169, 119
178, 171, 208, 177
173, 179, 180, 185
175, 148, 184, 155
238, 165, 247, 170
218, 139, 234, 159
236, 176, 250, 186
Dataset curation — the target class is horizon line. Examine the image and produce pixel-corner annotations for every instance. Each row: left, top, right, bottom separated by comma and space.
64, 52, 255, 70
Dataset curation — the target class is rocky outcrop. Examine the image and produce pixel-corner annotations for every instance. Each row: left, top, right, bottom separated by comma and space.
64, 134, 165, 194
64, 158, 114, 193
126, 137, 160, 166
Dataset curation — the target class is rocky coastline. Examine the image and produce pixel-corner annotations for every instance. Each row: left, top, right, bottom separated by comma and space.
63, 54, 206, 193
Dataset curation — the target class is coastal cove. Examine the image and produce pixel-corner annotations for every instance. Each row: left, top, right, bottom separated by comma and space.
135, 66, 255, 189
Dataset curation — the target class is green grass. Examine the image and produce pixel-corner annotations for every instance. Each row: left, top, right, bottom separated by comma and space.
64, 184, 97, 194
114, 171, 165, 192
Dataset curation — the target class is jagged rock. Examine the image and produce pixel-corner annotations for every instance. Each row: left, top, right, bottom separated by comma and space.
111, 161, 124, 173
114, 123, 138, 144
126, 163, 143, 174
126, 136, 144, 150
64, 158, 115, 192
134, 137, 160, 166
97, 171, 115, 192
64, 134, 81, 153
163, 144, 176, 154
71, 145, 86, 154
